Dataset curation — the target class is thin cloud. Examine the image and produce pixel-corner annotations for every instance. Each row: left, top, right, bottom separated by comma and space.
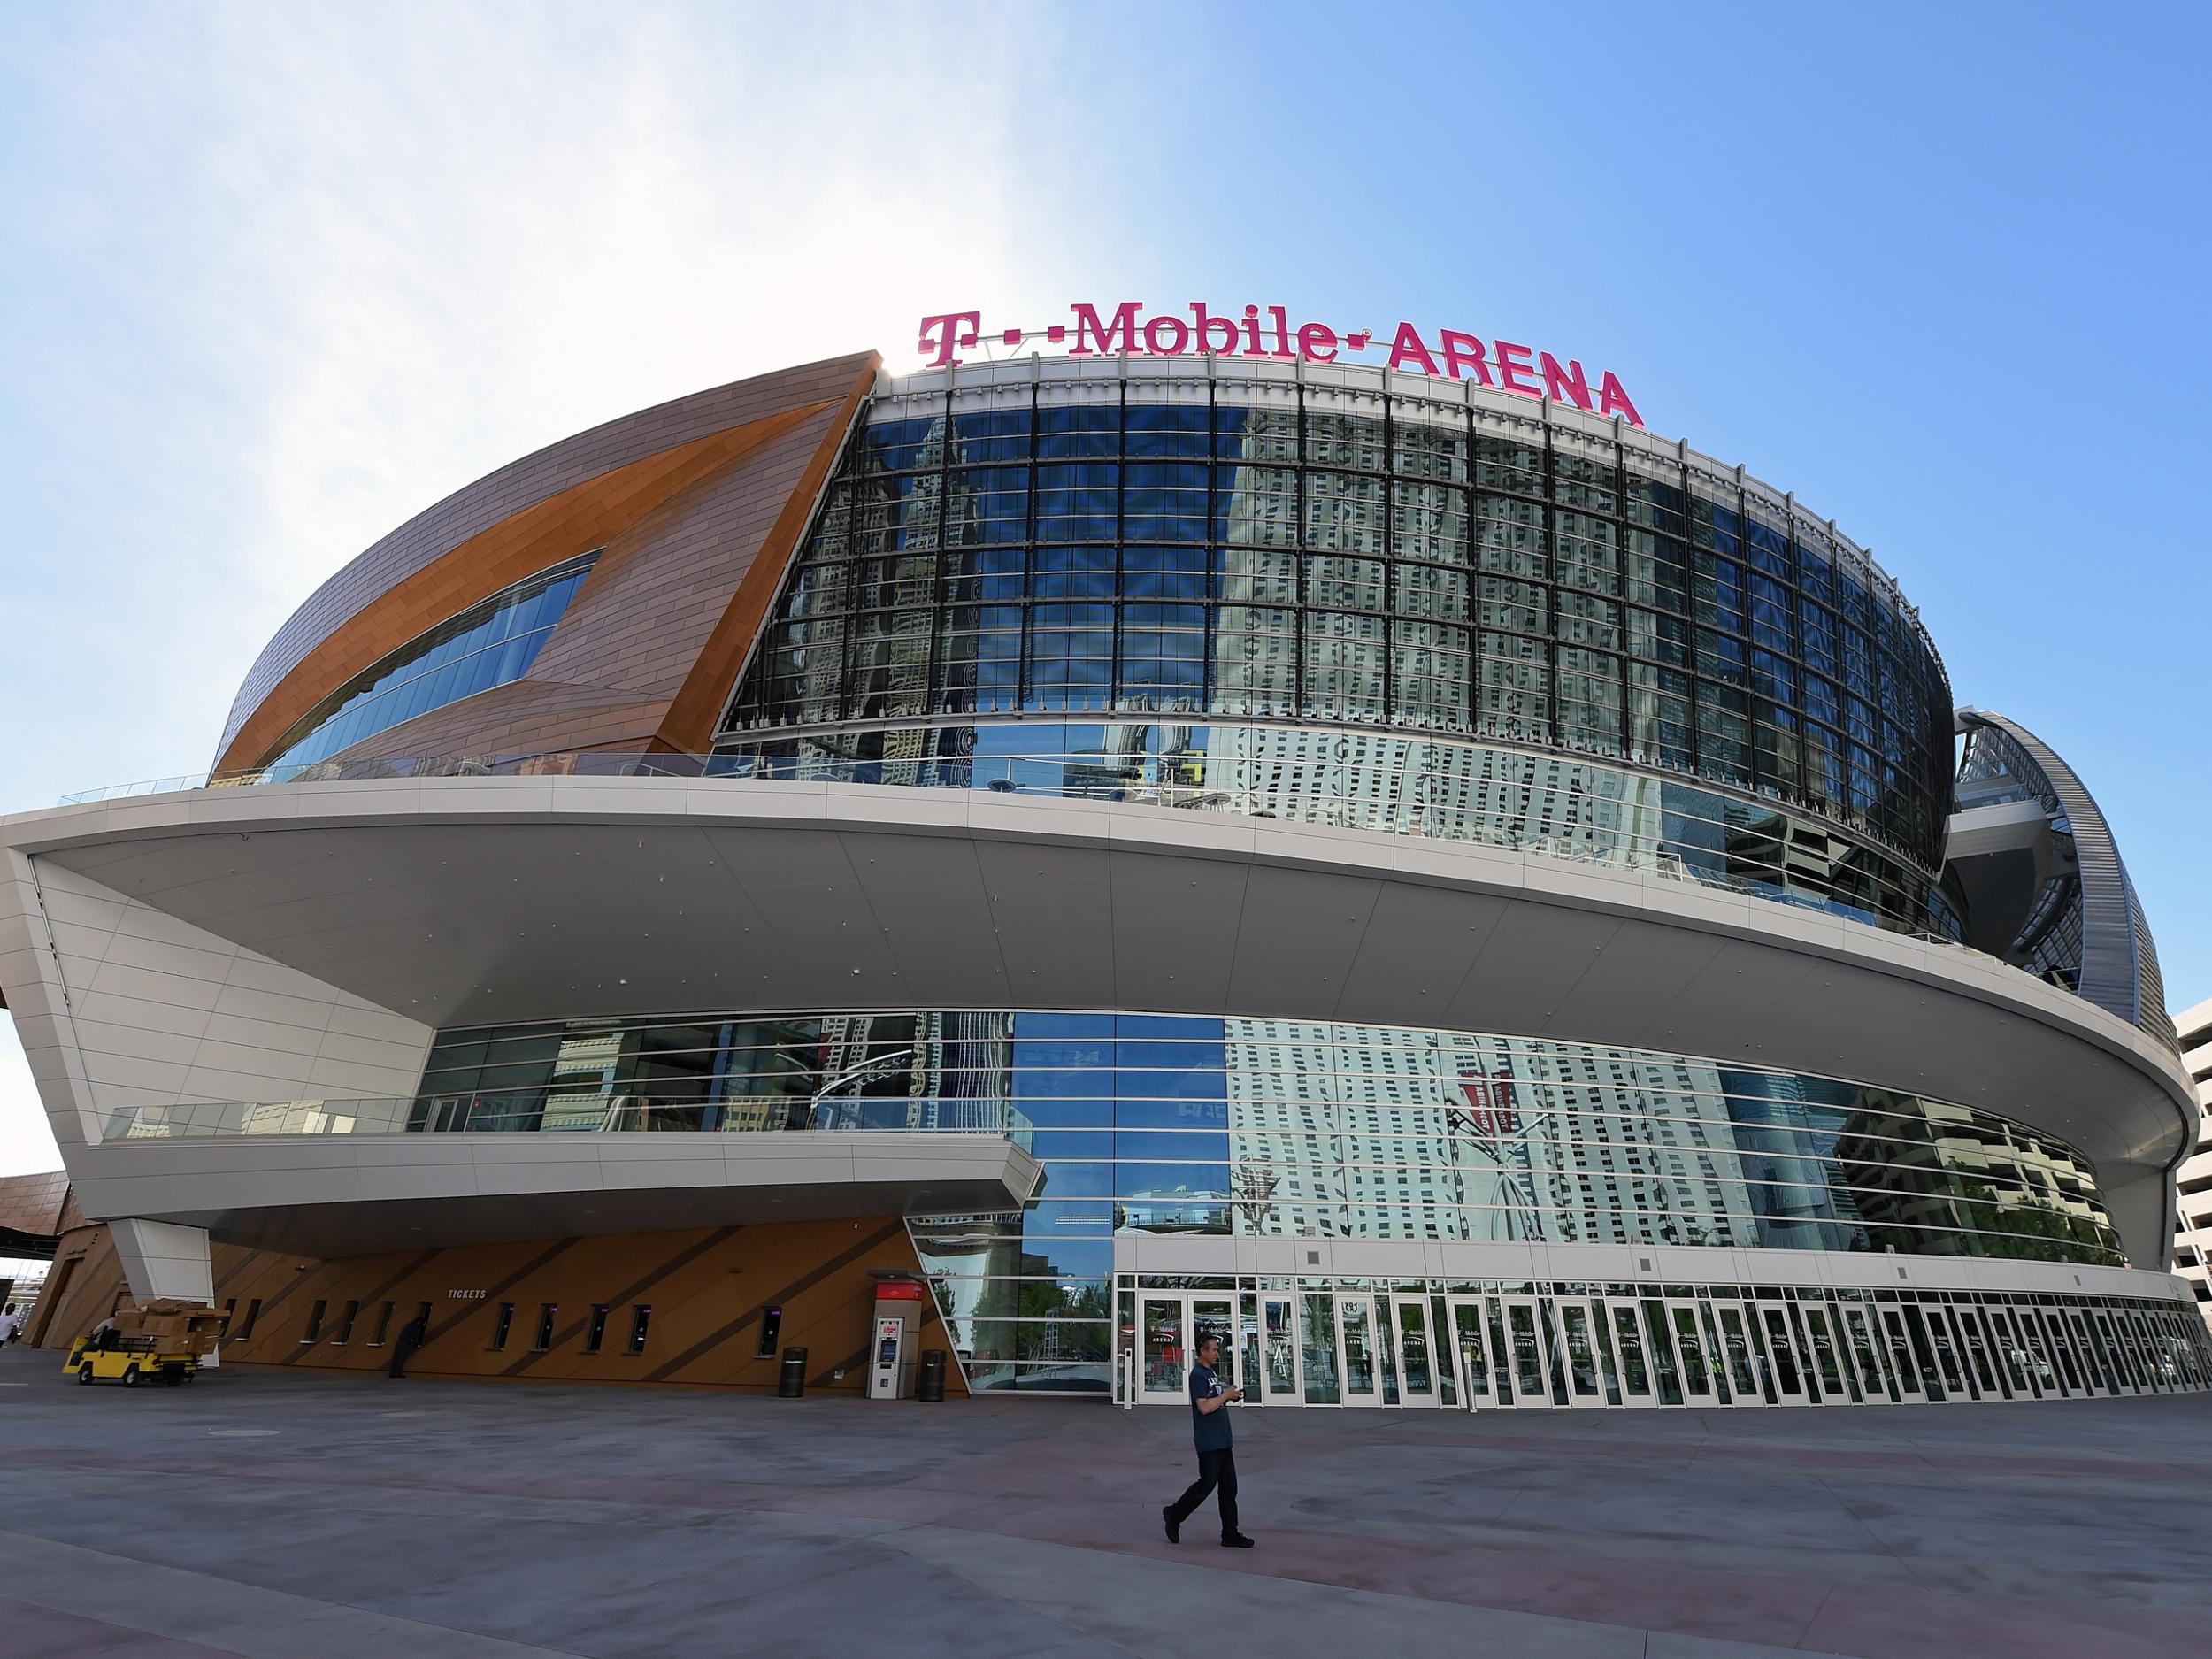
0, 4, 1156, 1173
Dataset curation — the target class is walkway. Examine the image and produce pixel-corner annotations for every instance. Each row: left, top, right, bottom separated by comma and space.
3, 1344, 2208, 1656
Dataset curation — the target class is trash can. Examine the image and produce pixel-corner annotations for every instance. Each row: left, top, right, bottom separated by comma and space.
917, 1348, 947, 1402
778, 1346, 808, 1398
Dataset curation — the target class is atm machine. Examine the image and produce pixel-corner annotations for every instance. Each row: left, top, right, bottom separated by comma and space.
867, 1278, 926, 1400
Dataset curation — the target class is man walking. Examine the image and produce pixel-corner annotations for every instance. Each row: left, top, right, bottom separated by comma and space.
1162, 1332, 1255, 1548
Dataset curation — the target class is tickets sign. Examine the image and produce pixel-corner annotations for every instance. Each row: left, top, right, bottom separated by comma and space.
918, 301, 1641, 426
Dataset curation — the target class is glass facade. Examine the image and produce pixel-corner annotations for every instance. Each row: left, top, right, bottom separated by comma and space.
410, 1006, 2127, 1392
720, 362, 1953, 883
712, 719, 1953, 938
254, 552, 599, 773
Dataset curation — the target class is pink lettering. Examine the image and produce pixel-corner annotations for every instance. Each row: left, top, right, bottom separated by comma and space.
1540, 353, 1593, 411
1070, 301, 1141, 357
1240, 305, 1264, 357
1439, 330, 1492, 386
1191, 302, 1240, 356
1386, 322, 1440, 377
1269, 304, 1292, 358
1296, 320, 1340, 363
1495, 341, 1540, 397
918, 311, 981, 369
1143, 312, 1192, 354
1599, 372, 1643, 427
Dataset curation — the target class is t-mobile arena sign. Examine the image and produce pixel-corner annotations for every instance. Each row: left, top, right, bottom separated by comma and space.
918, 302, 1641, 427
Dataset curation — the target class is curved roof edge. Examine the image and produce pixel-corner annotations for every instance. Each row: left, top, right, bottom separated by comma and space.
1955, 708, 2175, 1055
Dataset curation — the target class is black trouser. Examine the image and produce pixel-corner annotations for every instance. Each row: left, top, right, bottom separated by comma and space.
1168, 1448, 1239, 1537
388, 1338, 418, 1379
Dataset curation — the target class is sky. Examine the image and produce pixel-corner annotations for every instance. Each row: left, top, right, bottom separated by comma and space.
1, 2, 2207, 1177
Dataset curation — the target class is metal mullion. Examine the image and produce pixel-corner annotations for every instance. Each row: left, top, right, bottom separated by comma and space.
1018, 372, 1041, 712
1112, 366, 1126, 715
1540, 407, 1560, 749
1203, 361, 1217, 718
923, 384, 954, 718
1294, 376, 1307, 719
1380, 389, 1395, 730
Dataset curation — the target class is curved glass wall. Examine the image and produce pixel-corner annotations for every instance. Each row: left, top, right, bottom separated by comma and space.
409, 1006, 2124, 1398
253, 551, 599, 773
713, 719, 1956, 938
722, 365, 1953, 873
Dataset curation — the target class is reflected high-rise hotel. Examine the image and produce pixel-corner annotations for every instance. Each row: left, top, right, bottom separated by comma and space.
4, 342, 2205, 1411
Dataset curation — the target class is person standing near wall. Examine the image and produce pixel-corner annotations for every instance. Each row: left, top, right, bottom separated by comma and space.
388, 1312, 429, 1379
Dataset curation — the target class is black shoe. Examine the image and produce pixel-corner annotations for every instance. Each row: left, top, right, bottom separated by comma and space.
1221, 1533, 1255, 1548
1162, 1506, 1180, 1543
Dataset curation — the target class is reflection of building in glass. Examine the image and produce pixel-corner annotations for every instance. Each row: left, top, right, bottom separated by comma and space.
1211, 729, 1665, 856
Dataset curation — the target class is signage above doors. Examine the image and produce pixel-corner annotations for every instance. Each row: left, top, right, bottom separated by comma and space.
918, 302, 1642, 427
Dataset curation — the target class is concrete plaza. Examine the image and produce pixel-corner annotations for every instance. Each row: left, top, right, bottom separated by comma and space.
1, 1343, 2208, 1657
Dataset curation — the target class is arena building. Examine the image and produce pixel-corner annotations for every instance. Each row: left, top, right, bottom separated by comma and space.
4, 332, 2206, 1409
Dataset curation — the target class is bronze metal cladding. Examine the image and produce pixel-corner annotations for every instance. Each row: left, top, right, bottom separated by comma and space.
216, 352, 880, 773
34, 1217, 961, 1396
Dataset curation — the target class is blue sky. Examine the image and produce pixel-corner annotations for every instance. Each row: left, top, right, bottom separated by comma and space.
1, 3, 2206, 1172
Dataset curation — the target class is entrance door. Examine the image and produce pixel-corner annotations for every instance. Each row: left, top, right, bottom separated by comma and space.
1499, 1298, 1555, 1407
1878, 1307, 1932, 1401
1387, 1295, 1440, 1408
2119, 1310, 2163, 1391
1553, 1298, 1609, 1407
1919, 1304, 1977, 1400
1951, 1303, 2007, 1399
1797, 1302, 1858, 1403
1335, 1295, 1385, 1407
1839, 1305, 1896, 1402
1140, 1297, 1188, 1402
1754, 1305, 1811, 1404
1664, 1301, 1722, 1405
1446, 1296, 1494, 1409
1709, 1301, 1769, 1405
1260, 1296, 1302, 1405
1605, 1301, 1661, 1407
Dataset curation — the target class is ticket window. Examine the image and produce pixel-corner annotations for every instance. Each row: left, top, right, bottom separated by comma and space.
869, 1280, 926, 1400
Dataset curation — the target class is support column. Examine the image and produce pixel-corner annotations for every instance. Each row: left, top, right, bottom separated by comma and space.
108, 1218, 214, 1304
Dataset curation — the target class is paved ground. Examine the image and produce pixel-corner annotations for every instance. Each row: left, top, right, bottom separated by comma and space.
2, 1346, 2209, 1657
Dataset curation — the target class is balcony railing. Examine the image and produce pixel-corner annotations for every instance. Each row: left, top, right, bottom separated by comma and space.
100, 1094, 1032, 1145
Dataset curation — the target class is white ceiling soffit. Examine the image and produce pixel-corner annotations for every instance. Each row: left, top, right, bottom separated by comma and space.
10, 779, 2194, 1193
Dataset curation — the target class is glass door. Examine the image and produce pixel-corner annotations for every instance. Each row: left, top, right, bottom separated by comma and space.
1261, 1295, 1302, 1405
1554, 1297, 1609, 1407
1839, 1305, 1896, 1402
1755, 1305, 1810, 1405
1709, 1301, 1769, 1405
1878, 1307, 1932, 1401
1797, 1302, 1858, 1403
1387, 1295, 1440, 1408
1140, 1296, 1188, 1402
1446, 1296, 1494, 1409
1918, 1304, 1976, 1401
2119, 1310, 2163, 1391
1192, 1297, 1237, 1391
1335, 1295, 1384, 1406
1500, 1298, 1555, 1407
1988, 1306, 2040, 1398
2032, 1308, 2083, 1395
1664, 1300, 1721, 1405
1950, 1302, 2007, 1399
1606, 1301, 1660, 1407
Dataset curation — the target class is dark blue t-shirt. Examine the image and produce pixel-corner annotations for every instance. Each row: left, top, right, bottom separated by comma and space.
1189, 1361, 1232, 1451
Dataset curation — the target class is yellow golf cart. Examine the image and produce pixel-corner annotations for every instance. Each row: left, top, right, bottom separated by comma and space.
65, 1301, 228, 1387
